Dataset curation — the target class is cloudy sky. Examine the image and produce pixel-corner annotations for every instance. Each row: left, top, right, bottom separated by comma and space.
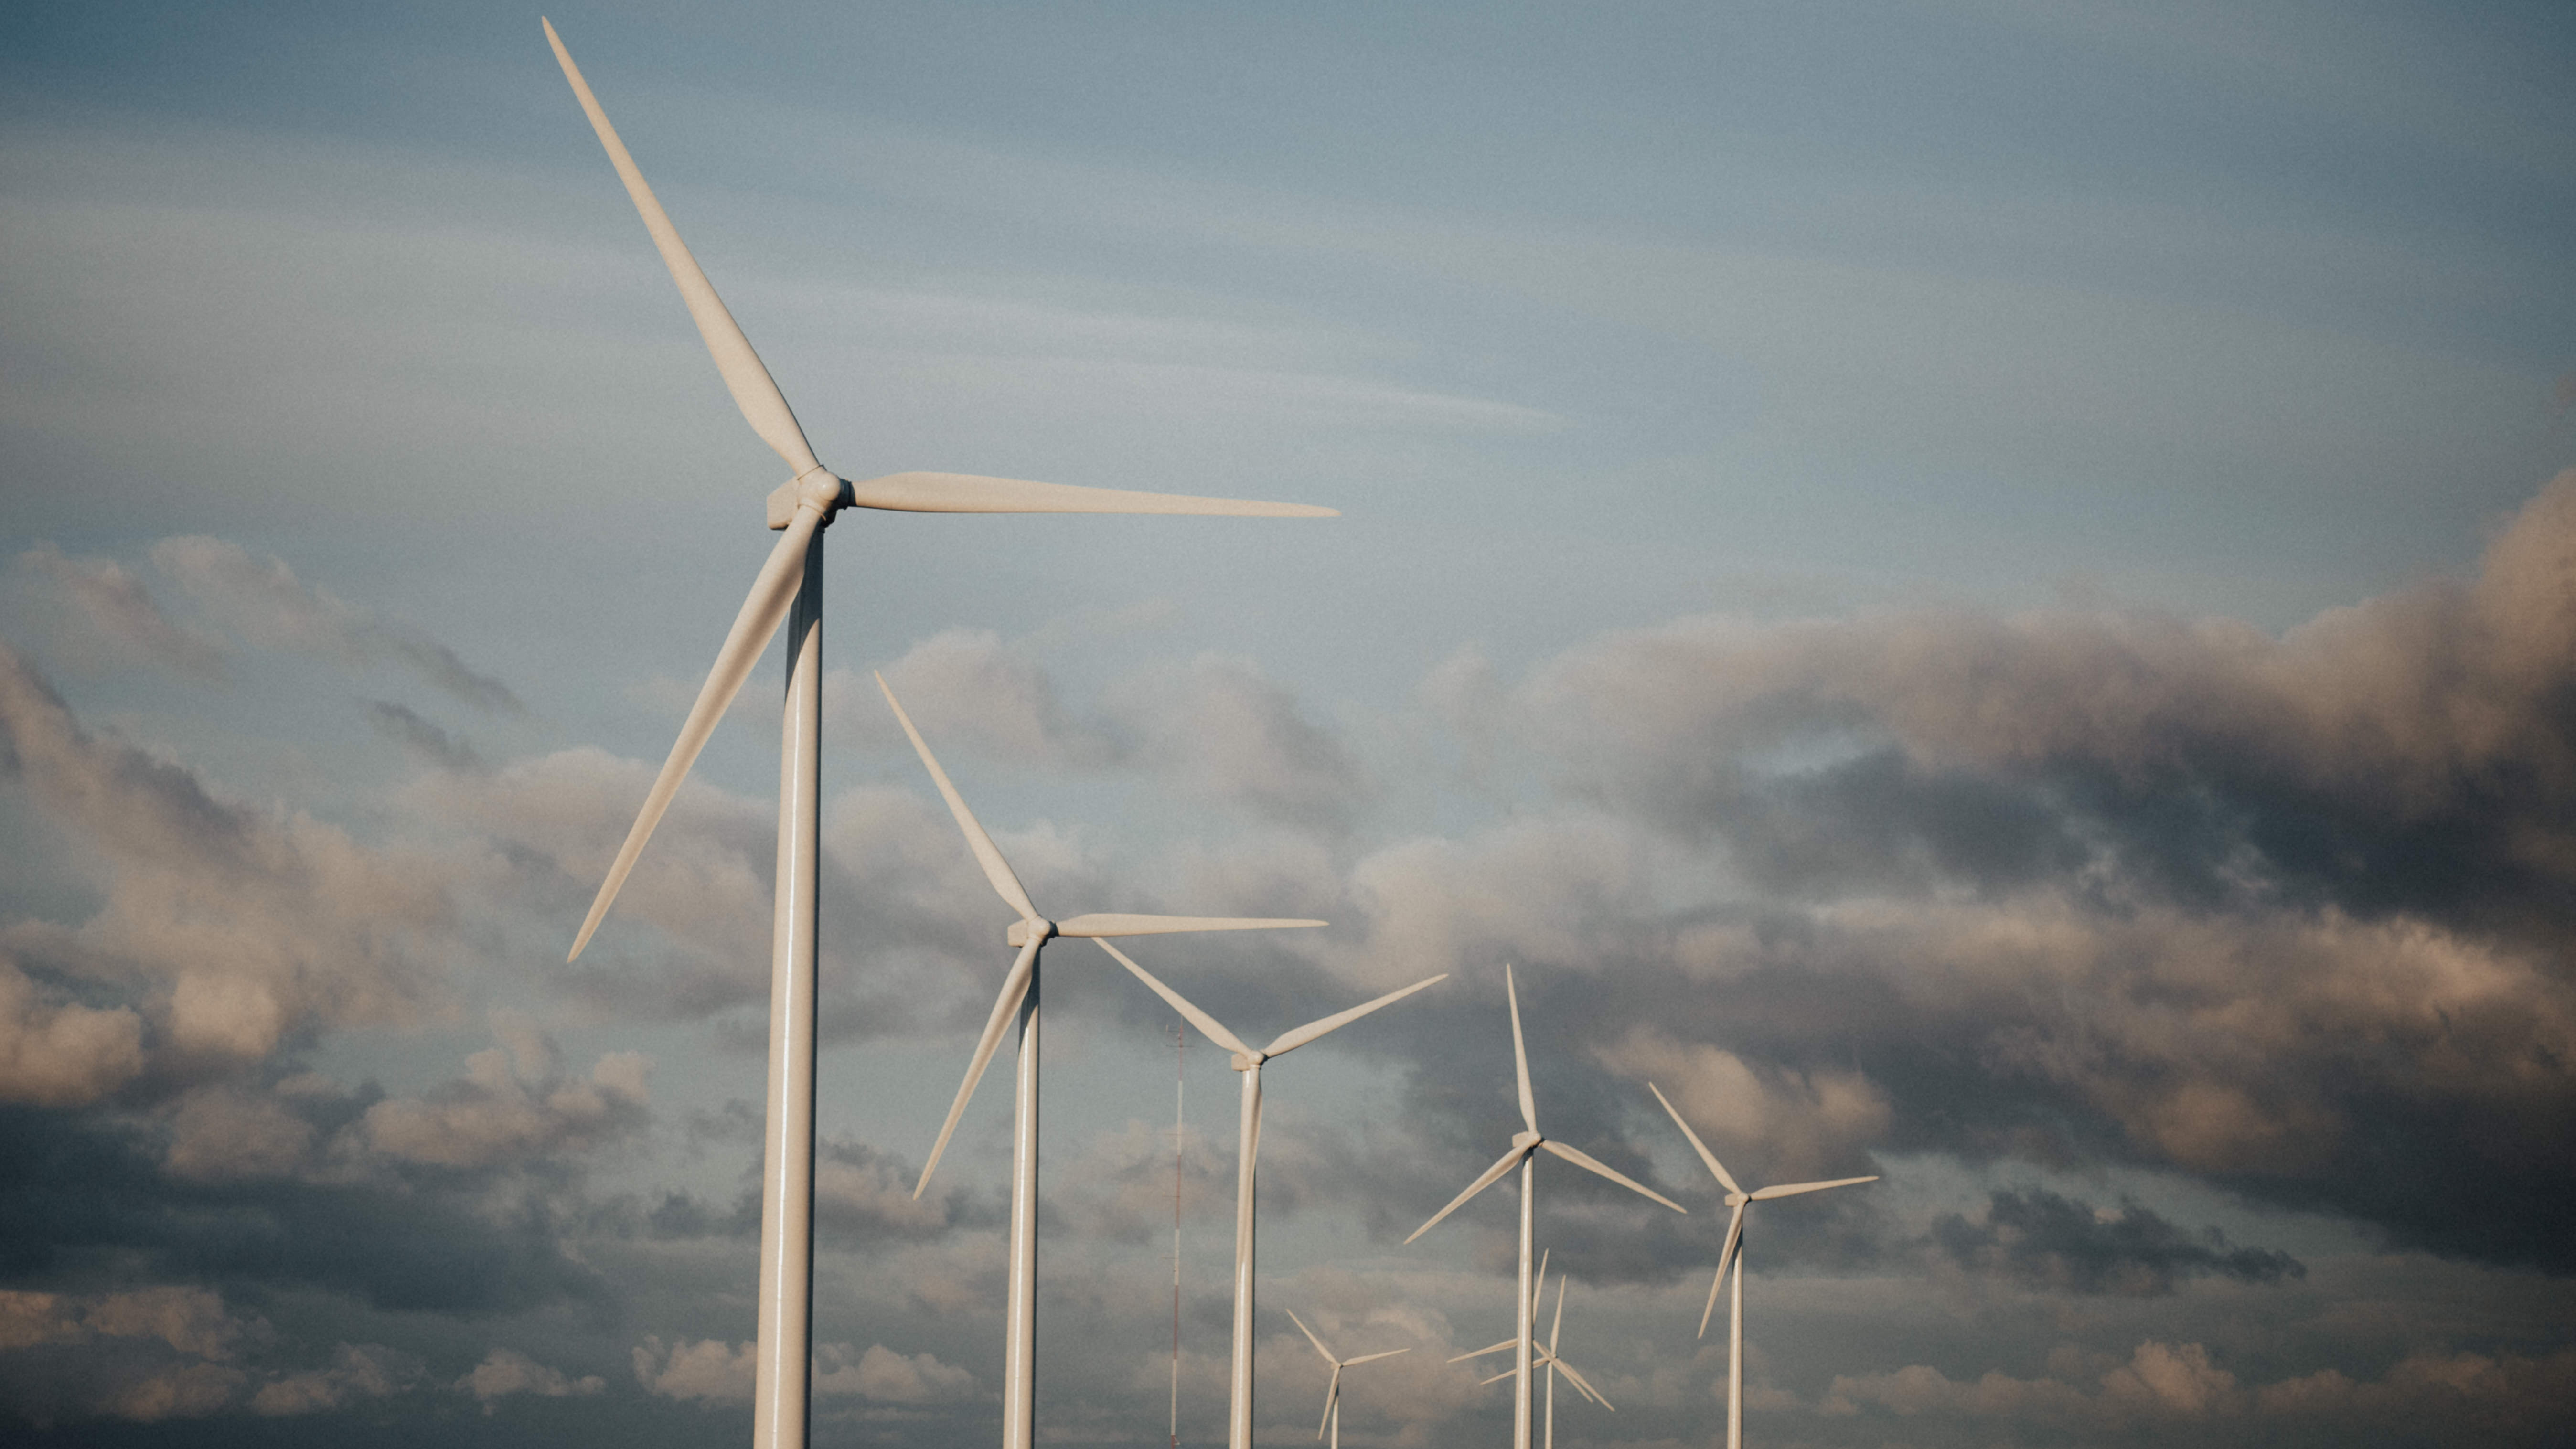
4, 1, 2573, 1445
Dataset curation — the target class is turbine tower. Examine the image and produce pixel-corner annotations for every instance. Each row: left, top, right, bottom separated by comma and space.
883, 675, 1325, 1449
540, 22, 1329, 1449
1284, 1310, 1410, 1449
1405, 966, 1684, 1449
1102, 943, 1444, 1449
1457, 1269, 1614, 1449
1649, 1083, 1876, 1449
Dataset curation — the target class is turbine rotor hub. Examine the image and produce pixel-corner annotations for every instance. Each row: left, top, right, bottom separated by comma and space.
766, 469, 855, 528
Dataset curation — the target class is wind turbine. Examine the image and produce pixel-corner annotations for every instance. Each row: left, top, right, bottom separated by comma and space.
540, 21, 1330, 1449
1102, 943, 1445, 1449
882, 674, 1325, 1449
1648, 1083, 1875, 1449
1284, 1310, 1409, 1449
1405, 966, 1684, 1449
1455, 1269, 1614, 1449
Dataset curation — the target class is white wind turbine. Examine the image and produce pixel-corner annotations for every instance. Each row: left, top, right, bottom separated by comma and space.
1648, 1083, 1876, 1449
1284, 1310, 1410, 1449
1102, 942, 1445, 1449
540, 21, 1330, 1449
1455, 1267, 1615, 1449
1406, 966, 1684, 1449
882, 674, 1325, 1449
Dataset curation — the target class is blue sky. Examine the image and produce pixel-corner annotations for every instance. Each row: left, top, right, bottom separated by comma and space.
2, 2, 2573, 1446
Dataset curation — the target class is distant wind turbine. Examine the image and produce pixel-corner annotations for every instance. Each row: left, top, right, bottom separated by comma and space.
1458, 1270, 1614, 1449
1103, 943, 1444, 1449
1284, 1310, 1410, 1449
1407, 966, 1684, 1449
883, 674, 1325, 1449
1649, 1083, 1876, 1449
541, 21, 1330, 1449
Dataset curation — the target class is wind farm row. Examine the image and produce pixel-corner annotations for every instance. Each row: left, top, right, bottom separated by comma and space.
892, 667, 1870, 1449
536, 18, 1879, 1449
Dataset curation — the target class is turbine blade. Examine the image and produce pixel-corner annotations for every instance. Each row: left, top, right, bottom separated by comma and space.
1284, 1308, 1337, 1366
845, 471, 1335, 517
1097, 941, 1254, 1058
1751, 1175, 1880, 1200
1320, 1366, 1341, 1438
1053, 913, 1326, 938
1505, 964, 1538, 1136
1549, 1276, 1565, 1354
567, 511, 817, 960
1552, 1360, 1613, 1411
1480, 1368, 1515, 1388
542, 20, 818, 476
1405, 1142, 1532, 1244
913, 935, 1042, 1196
876, 672, 1040, 924
1264, 973, 1447, 1058
1346, 1348, 1410, 1366
1448, 1339, 1516, 1364
1550, 1357, 1604, 1408
1538, 1139, 1686, 1214
1647, 1081, 1742, 1197
1698, 1203, 1745, 1338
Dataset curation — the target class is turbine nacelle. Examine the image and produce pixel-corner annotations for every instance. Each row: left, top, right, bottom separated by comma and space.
765, 471, 855, 527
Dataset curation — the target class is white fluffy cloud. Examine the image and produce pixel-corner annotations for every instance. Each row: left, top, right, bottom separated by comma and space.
363, 1013, 650, 1170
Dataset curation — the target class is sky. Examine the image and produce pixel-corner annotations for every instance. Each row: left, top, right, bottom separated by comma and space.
2, 0, 2573, 1445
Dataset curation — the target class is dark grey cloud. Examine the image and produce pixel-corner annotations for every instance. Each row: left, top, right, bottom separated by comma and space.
0, 1106, 603, 1316
1522, 472, 2576, 946
361, 700, 482, 773
1929, 1188, 2303, 1295
1443, 476, 2576, 1271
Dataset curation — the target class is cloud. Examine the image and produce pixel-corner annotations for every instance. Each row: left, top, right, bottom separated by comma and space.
1426, 476, 2576, 1268
159, 1084, 318, 1181
1105, 654, 1370, 829
632, 1336, 975, 1406
0, 956, 143, 1108
5, 544, 224, 679
249, 1342, 418, 1416
632, 1336, 755, 1404
1928, 1187, 2303, 1295
1825, 1338, 2576, 1443
813, 1139, 962, 1242
1517, 470, 2576, 939
812, 1342, 976, 1404
149, 536, 522, 712
361, 699, 483, 772
456, 1346, 605, 1410
0, 642, 455, 1068
834, 628, 1115, 768
0, 1285, 263, 1425
362, 1012, 650, 1171
1599, 1027, 1891, 1183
